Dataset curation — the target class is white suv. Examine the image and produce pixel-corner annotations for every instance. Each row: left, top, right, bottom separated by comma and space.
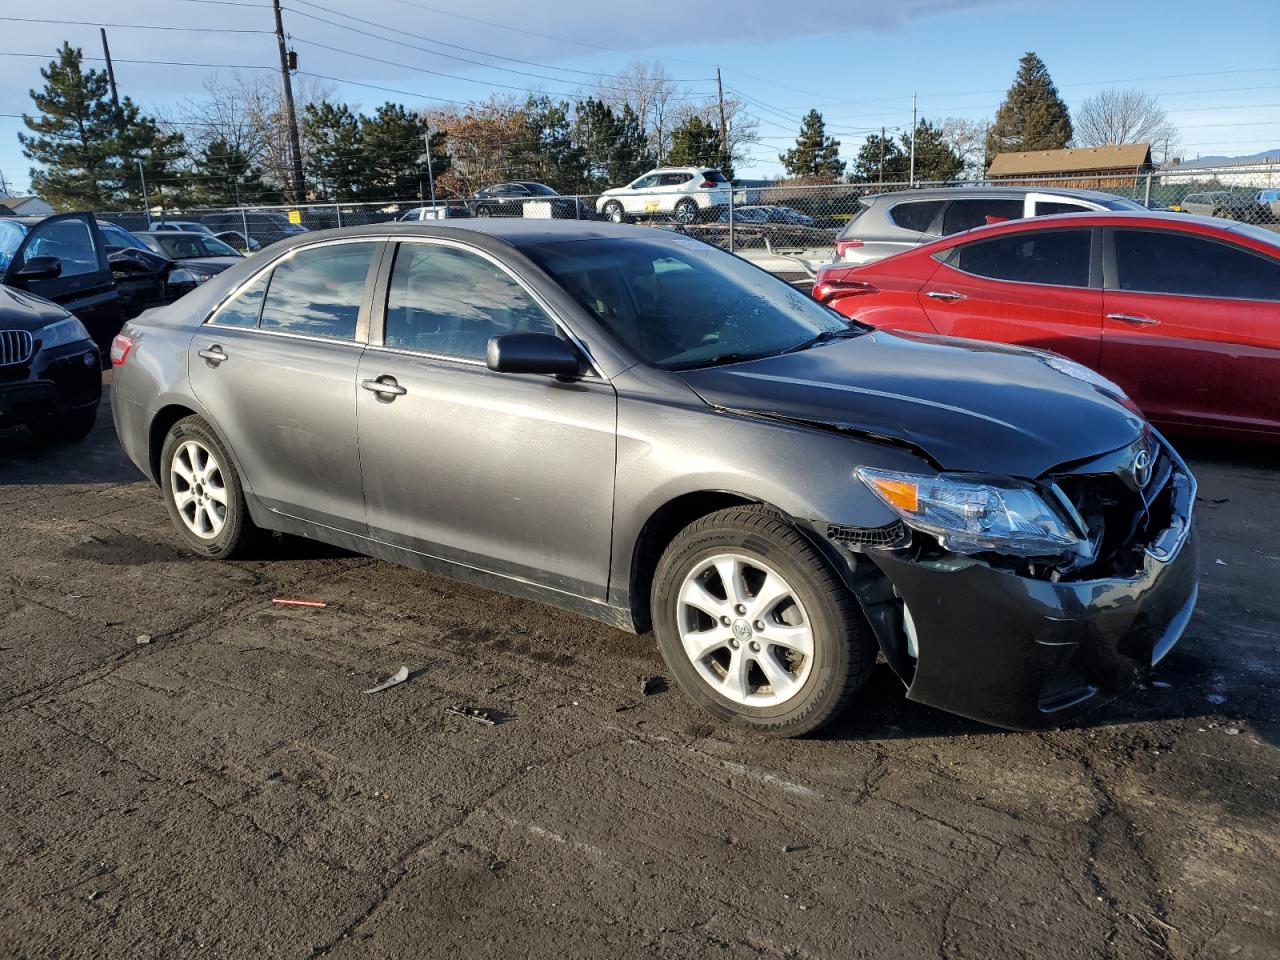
596, 167, 731, 224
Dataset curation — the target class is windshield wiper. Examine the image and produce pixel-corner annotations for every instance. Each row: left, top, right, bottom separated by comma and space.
782, 327, 865, 355
667, 351, 773, 371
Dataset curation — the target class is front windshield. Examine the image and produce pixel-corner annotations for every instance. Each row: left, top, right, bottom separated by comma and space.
154, 234, 241, 258
520, 235, 853, 370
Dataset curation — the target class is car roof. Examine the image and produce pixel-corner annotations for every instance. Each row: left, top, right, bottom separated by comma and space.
147, 229, 207, 236
865, 185, 1130, 203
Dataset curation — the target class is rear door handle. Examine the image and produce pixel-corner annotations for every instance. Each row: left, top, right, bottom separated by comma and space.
925, 290, 967, 302
361, 376, 407, 399
197, 346, 227, 365
1107, 313, 1160, 326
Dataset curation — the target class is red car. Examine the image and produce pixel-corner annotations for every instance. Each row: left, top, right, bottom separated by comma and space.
813, 212, 1280, 441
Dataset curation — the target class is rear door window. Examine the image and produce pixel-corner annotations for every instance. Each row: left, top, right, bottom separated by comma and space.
1112, 229, 1280, 301
952, 229, 1092, 287
210, 273, 270, 328
258, 241, 378, 340
888, 200, 944, 234
942, 198, 1025, 235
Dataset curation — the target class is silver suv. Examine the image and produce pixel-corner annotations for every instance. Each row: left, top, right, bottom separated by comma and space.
833, 186, 1144, 265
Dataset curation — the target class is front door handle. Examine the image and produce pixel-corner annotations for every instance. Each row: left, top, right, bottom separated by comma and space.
361, 376, 407, 399
926, 290, 967, 303
197, 346, 227, 365
1107, 313, 1160, 326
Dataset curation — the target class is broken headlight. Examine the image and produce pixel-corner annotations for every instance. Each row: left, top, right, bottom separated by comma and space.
856, 467, 1081, 558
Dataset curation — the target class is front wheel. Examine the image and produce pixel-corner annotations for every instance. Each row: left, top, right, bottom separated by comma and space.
651, 506, 875, 737
160, 415, 260, 559
603, 201, 626, 224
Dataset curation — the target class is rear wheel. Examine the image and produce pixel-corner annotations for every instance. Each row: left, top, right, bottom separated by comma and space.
651, 506, 875, 737
160, 415, 260, 559
674, 198, 699, 224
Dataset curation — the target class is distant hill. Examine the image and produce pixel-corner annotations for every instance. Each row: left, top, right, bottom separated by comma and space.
1176, 148, 1280, 166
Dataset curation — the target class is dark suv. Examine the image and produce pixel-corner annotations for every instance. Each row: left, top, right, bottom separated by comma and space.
200, 211, 309, 248
834, 186, 1145, 265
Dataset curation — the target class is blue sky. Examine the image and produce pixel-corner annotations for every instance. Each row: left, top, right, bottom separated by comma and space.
1, 0, 1277, 196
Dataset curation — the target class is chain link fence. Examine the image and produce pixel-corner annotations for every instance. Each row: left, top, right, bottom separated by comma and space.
96, 162, 1280, 280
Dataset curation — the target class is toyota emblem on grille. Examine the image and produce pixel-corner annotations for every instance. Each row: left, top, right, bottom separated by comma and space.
1132, 448, 1153, 488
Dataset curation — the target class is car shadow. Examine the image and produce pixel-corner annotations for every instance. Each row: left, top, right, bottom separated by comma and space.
0, 417, 146, 486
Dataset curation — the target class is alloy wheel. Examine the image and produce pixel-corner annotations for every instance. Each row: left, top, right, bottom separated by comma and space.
170, 439, 228, 539
676, 553, 815, 707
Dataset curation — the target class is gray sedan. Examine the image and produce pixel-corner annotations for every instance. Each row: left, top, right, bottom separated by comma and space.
109, 221, 1197, 735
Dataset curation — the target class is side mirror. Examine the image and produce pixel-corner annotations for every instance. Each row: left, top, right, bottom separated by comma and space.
486, 332, 582, 377
14, 255, 62, 282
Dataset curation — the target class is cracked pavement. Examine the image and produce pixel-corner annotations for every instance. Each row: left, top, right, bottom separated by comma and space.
1, 397, 1278, 959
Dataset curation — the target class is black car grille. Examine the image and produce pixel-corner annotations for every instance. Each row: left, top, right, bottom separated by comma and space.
1050, 437, 1177, 579
0, 330, 34, 366
826, 520, 910, 549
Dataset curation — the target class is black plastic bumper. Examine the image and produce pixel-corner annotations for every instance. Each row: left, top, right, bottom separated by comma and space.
866, 481, 1199, 731
0, 343, 101, 428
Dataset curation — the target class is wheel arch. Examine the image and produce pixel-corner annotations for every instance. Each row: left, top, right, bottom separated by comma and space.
147, 401, 253, 499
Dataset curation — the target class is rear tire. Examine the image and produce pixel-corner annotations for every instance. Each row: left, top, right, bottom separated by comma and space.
651, 505, 875, 737
160, 415, 260, 559
674, 198, 699, 224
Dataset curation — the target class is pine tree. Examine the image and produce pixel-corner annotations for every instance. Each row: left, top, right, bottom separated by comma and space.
189, 139, 278, 207
852, 131, 906, 183
17, 43, 188, 210
303, 101, 365, 200
780, 110, 844, 181
361, 103, 449, 200
666, 116, 721, 169
901, 119, 964, 182
574, 99, 651, 189
986, 52, 1073, 159
514, 97, 583, 191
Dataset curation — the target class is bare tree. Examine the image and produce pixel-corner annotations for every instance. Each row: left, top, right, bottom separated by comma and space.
1074, 88, 1179, 164
939, 117, 989, 178
595, 60, 681, 161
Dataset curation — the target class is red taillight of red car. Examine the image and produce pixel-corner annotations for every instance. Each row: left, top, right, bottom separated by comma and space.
812, 266, 878, 304
834, 239, 864, 260
110, 333, 133, 367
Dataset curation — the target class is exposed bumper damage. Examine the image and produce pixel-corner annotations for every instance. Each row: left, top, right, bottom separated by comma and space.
829, 440, 1200, 730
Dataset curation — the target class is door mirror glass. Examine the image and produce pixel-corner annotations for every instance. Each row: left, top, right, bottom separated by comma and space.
14, 255, 63, 282
486, 332, 581, 377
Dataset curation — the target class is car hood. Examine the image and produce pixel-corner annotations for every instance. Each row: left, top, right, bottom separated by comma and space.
176, 256, 240, 273
676, 331, 1145, 477
0, 282, 72, 331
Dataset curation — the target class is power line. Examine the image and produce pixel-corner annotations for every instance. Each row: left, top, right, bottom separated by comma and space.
0, 14, 272, 33
0, 50, 275, 70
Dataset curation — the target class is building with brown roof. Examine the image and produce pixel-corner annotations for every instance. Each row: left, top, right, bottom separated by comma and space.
986, 144, 1153, 188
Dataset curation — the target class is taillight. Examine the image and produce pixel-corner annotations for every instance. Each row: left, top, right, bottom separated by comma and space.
835, 239, 864, 260
110, 333, 133, 366
700, 180, 716, 188
812, 279, 879, 303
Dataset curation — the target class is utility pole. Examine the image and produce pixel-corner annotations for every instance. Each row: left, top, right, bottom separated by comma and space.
100, 29, 121, 123
715, 67, 729, 172
879, 126, 885, 184
423, 128, 436, 207
908, 93, 917, 186
272, 0, 305, 204
136, 159, 151, 226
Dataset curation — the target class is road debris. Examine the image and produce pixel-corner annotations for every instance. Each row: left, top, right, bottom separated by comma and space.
447, 704, 500, 726
272, 598, 327, 608
363, 666, 409, 694
640, 675, 667, 696
135, 634, 152, 646
1152, 680, 1171, 688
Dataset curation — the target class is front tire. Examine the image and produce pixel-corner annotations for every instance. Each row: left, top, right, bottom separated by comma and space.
604, 201, 626, 224
651, 506, 875, 737
160, 415, 260, 559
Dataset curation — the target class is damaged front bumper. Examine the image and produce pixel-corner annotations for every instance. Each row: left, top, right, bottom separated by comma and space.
852, 454, 1199, 730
